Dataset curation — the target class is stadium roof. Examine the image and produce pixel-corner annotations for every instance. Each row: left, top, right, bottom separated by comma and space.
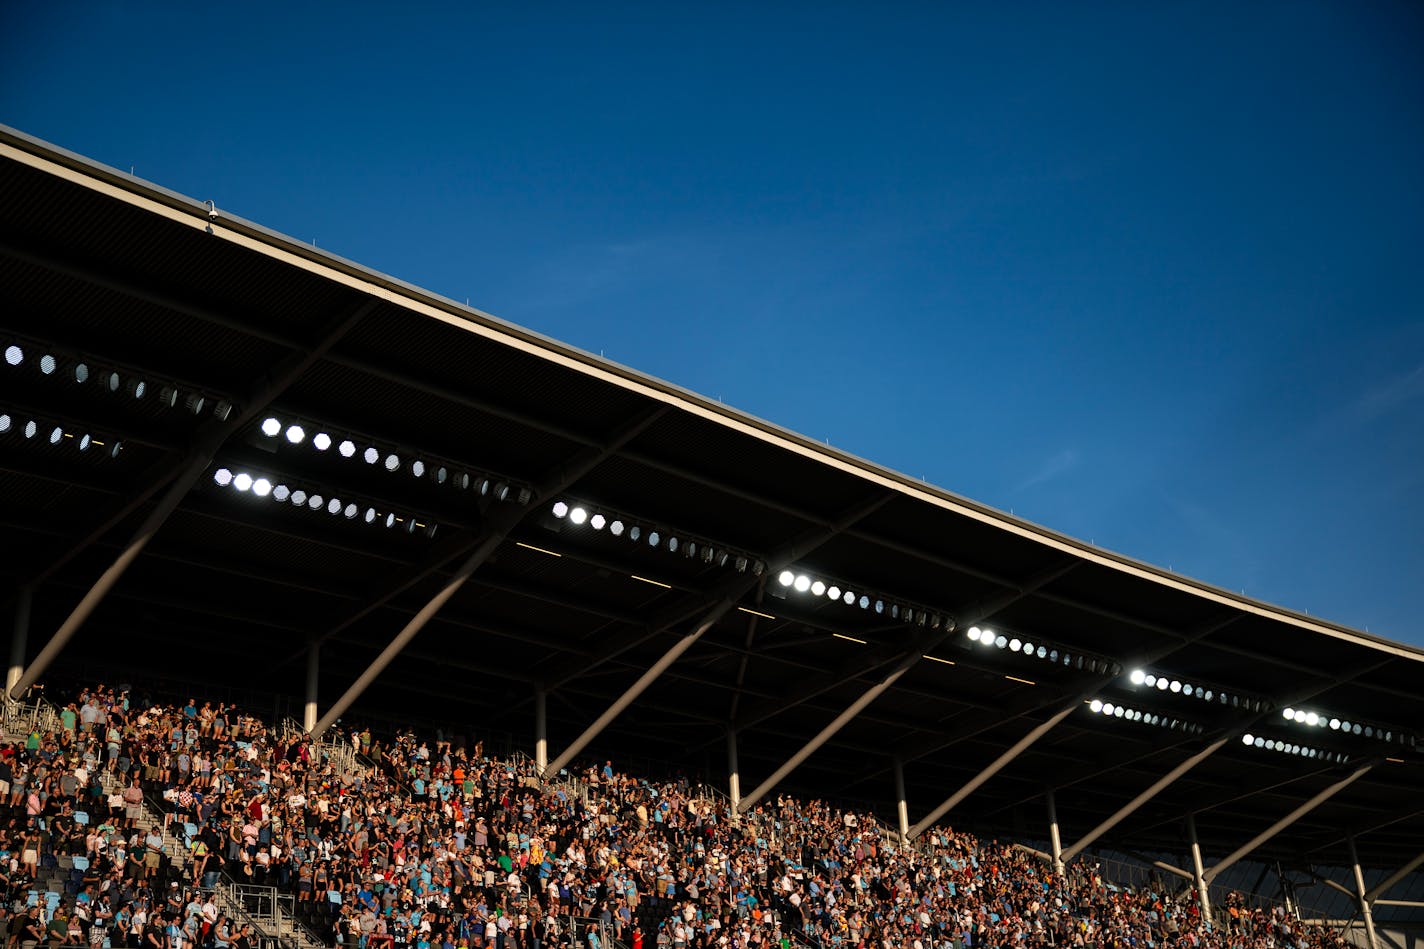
1, 124, 1421, 877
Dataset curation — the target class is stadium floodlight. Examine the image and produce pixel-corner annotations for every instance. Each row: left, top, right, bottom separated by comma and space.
1128, 670, 1146, 685
213, 468, 233, 487
590, 513, 606, 530
385, 513, 397, 529
1009, 638, 1022, 652
286, 425, 306, 445
1329, 718, 1340, 730
1156, 678, 1169, 691
212, 400, 233, 421
994, 635, 1008, 649
1090, 699, 1104, 713
158, 385, 178, 408
842, 590, 855, 605
1282, 708, 1295, 720
610, 520, 625, 537
569, 506, 588, 525
966, 627, 982, 642
313, 433, 332, 451
810, 580, 825, 596
1294, 710, 1307, 723
252, 479, 272, 497
411, 460, 425, 477
648, 531, 661, 547
39, 354, 56, 375
384, 453, 400, 472
629, 526, 641, 542
363, 447, 379, 464
4, 344, 22, 366
261, 417, 282, 437
794, 575, 810, 593
778, 570, 794, 587
290, 490, 307, 506
1242, 733, 1254, 745
344, 503, 358, 519
552, 501, 569, 518
48, 426, 62, 444
364, 508, 377, 524
308, 494, 324, 510
339, 440, 356, 458
186, 393, 206, 415
233, 473, 253, 492
0, 413, 13, 434
1305, 712, 1319, 726
272, 485, 290, 502
827, 585, 840, 600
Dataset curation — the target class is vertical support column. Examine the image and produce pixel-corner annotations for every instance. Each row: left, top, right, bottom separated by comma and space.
303, 644, 320, 733
893, 759, 910, 843
1348, 833, 1379, 949
726, 729, 741, 814
1046, 789, 1064, 876
1188, 813, 1211, 924
7, 586, 32, 700
534, 690, 548, 778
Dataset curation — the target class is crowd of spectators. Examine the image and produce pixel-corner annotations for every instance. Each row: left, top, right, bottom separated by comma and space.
0, 683, 1359, 949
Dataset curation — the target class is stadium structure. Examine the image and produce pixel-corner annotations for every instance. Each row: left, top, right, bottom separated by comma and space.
0, 124, 1421, 947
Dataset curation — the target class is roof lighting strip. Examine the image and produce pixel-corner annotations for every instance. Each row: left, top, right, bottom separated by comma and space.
257, 414, 531, 505
1279, 706, 1413, 746
772, 567, 951, 631
1239, 732, 1350, 764
967, 625, 1120, 676
551, 499, 765, 576
1126, 668, 1269, 713
3, 338, 234, 419
1087, 699, 1205, 735
211, 465, 439, 538
0, 409, 124, 458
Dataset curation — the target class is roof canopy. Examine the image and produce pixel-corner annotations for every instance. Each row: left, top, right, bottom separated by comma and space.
1, 125, 1420, 873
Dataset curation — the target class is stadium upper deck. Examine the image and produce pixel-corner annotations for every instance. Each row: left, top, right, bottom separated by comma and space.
0, 125, 1420, 888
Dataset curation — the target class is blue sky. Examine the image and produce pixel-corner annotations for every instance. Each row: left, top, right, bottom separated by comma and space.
3, 3, 1421, 643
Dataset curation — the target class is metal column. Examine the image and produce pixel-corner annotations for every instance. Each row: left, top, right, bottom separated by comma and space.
1188, 813, 1211, 922
894, 759, 910, 843
543, 598, 737, 778
908, 702, 1078, 839
7, 586, 31, 699
1047, 789, 1064, 876
535, 690, 548, 777
1205, 765, 1372, 882
1060, 736, 1229, 862
1348, 833, 1380, 949
303, 644, 320, 732
727, 729, 742, 814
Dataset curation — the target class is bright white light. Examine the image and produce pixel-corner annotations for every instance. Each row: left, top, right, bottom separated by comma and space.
261, 418, 282, 437
609, 520, 624, 536
23, 420, 35, 439
363, 447, 379, 464
233, 473, 253, 492
1169, 680, 1181, 693
967, 626, 982, 642
213, 468, 233, 486
1113, 706, 1124, 718
1283, 708, 1295, 720
339, 440, 356, 458
1130, 669, 1146, 685
1156, 678, 1169, 691
364, 508, 377, 524
552, 501, 569, 518
73, 433, 87, 451
344, 503, 358, 519
272, 485, 290, 501
1022, 641, 1034, 655
327, 498, 341, 515
1009, 638, 1022, 652
285, 425, 306, 445
252, 479, 272, 497
778, 570, 794, 587
793, 575, 811, 593
49, 426, 63, 444
309, 495, 323, 510
569, 507, 588, 525
1293, 710, 1307, 723
313, 433, 332, 451
290, 490, 307, 506
858, 595, 870, 609
810, 580, 826, 596
1144, 674, 1157, 687
590, 514, 606, 530
648, 531, 660, 546
827, 586, 841, 600
411, 460, 425, 477
384, 454, 400, 472
4, 345, 22, 366
1242, 734, 1254, 745
843, 591, 855, 605
1090, 700, 1103, 713
1102, 703, 1115, 716
1329, 718, 1340, 730
39, 355, 56, 375
994, 635, 1008, 649
1305, 712, 1319, 726
385, 513, 397, 528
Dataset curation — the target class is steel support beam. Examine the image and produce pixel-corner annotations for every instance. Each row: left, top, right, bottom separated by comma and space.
535, 689, 548, 775
1188, 813, 1211, 921
309, 407, 665, 737
907, 701, 1079, 840
543, 598, 737, 778
303, 644, 320, 732
737, 626, 947, 814
894, 760, 910, 843
7, 586, 31, 699
9, 300, 376, 699
1365, 850, 1424, 903
1060, 736, 1230, 863
1349, 833, 1381, 949
1203, 765, 1372, 882
1046, 789, 1064, 875
727, 729, 741, 813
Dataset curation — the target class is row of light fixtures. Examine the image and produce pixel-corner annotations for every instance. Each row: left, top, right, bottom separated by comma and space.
1127, 669, 1267, 713
968, 626, 1119, 676
258, 416, 530, 504
0, 410, 124, 458
4, 342, 232, 419
1240, 733, 1350, 764
551, 500, 763, 575
775, 569, 949, 629
1280, 707, 1408, 745
212, 466, 438, 537
1087, 699, 1205, 735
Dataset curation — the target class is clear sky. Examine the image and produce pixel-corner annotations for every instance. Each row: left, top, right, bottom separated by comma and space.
3, 3, 1421, 644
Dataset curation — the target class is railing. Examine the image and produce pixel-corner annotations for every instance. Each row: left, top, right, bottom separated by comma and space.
1, 695, 63, 739
225, 881, 326, 949
217, 881, 303, 949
